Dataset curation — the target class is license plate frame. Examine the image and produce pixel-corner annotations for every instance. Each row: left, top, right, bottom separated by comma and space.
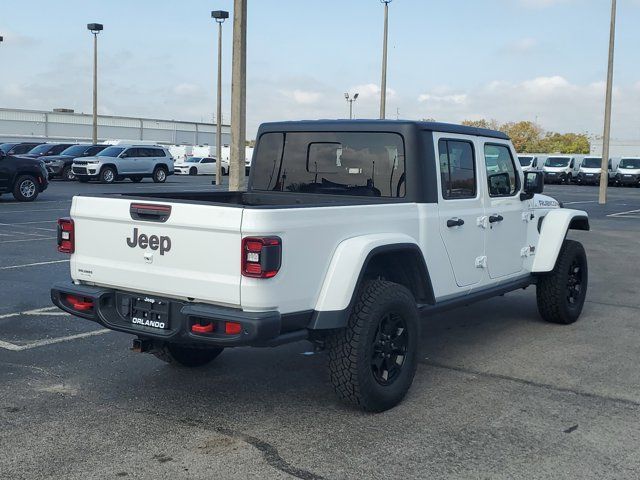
127, 295, 171, 330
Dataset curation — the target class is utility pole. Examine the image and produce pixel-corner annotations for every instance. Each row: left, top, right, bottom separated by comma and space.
212, 10, 229, 186
345, 92, 359, 119
599, 0, 617, 205
379, 0, 392, 119
229, 0, 247, 191
87, 23, 103, 144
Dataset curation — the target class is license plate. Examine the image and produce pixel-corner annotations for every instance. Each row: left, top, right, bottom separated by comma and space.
624, 175, 632, 178
586, 174, 594, 176
129, 296, 170, 330
548, 172, 556, 175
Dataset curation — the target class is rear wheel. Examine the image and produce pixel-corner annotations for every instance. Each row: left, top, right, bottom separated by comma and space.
536, 240, 588, 324
100, 166, 116, 184
326, 280, 419, 412
62, 165, 75, 181
12, 175, 39, 202
153, 166, 168, 183
153, 343, 223, 367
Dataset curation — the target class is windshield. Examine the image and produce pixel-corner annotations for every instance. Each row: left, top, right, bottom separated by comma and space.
518, 156, 533, 167
581, 158, 601, 168
545, 157, 570, 168
0, 144, 17, 154
98, 147, 125, 157
619, 158, 640, 169
252, 132, 406, 197
60, 145, 89, 157
186, 157, 202, 163
28, 144, 53, 155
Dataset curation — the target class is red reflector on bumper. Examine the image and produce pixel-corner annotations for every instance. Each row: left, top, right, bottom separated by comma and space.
225, 322, 242, 335
65, 295, 94, 311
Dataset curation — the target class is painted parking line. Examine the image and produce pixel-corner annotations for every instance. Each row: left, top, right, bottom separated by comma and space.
0, 237, 56, 244
0, 260, 69, 270
0, 208, 69, 214
0, 306, 65, 320
0, 329, 110, 351
0, 221, 58, 225
607, 209, 640, 218
563, 201, 598, 205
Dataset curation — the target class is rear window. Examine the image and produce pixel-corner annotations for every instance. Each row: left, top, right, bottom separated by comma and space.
251, 132, 406, 197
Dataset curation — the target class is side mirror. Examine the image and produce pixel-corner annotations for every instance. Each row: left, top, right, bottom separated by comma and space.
521, 171, 544, 200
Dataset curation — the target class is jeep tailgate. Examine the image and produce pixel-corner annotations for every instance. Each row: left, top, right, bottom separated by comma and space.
69, 196, 242, 306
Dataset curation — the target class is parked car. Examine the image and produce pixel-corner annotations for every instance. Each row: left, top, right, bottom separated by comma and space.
0, 142, 44, 156
174, 157, 220, 176
543, 156, 580, 184
52, 120, 590, 412
0, 149, 49, 201
518, 155, 542, 172
42, 144, 108, 181
575, 157, 616, 186
20, 143, 76, 159
615, 157, 640, 187
72, 145, 174, 184
190, 146, 230, 175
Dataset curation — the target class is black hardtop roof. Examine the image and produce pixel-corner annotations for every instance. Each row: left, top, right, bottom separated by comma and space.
258, 119, 510, 141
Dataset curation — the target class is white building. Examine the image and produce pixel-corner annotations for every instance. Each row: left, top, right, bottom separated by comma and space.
590, 139, 640, 158
0, 108, 231, 147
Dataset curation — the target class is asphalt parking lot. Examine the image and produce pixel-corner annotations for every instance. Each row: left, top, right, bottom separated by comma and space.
1, 178, 639, 479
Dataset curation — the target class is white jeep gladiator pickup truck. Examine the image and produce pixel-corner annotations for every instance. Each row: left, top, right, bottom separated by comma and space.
52, 120, 589, 412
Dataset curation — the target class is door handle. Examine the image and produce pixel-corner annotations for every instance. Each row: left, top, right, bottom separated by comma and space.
447, 218, 465, 228
489, 214, 504, 223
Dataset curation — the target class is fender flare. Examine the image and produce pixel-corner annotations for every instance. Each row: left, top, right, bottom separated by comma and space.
532, 209, 589, 273
309, 234, 433, 330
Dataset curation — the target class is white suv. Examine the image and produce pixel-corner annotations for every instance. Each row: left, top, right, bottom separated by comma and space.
72, 145, 174, 184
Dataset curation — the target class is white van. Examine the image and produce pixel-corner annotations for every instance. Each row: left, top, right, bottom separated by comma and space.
168, 145, 193, 163
543, 156, 580, 184
576, 157, 617, 186
615, 157, 640, 187
518, 155, 542, 172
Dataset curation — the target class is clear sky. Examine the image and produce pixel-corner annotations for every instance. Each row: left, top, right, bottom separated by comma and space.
1, 0, 639, 139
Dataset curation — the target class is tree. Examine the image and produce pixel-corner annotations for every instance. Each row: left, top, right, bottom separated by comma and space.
501, 121, 543, 153
461, 119, 501, 131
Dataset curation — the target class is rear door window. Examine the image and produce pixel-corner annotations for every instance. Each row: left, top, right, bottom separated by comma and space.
438, 139, 476, 199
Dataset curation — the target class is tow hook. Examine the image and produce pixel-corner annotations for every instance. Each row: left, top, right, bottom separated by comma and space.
131, 338, 153, 353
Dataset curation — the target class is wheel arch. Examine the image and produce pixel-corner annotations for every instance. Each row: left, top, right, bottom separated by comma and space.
309, 235, 433, 330
532, 209, 589, 273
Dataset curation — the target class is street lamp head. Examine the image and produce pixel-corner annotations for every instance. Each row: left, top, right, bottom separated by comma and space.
354, 93, 359, 100
87, 23, 104, 34
344, 92, 349, 100
380, 0, 393, 4
0, 36, 3, 43
211, 10, 229, 23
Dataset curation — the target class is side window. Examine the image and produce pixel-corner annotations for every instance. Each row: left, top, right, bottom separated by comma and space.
202, 158, 214, 164
608, 159, 612, 170
438, 139, 476, 199
533, 158, 537, 168
484, 144, 519, 197
124, 148, 138, 158
87, 146, 103, 156
155, 148, 167, 157
570, 159, 574, 168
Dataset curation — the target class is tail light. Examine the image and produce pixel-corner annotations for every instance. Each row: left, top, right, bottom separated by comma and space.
241, 236, 281, 278
57, 218, 75, 253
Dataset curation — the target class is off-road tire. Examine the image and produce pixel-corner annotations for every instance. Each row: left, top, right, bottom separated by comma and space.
130, 176, 143, 183
536, 239, 588, 324
153, 166, 168, 183
100, 166, 116, 184
153, 343, 223, 367
12, 175, 39, 202
62, 165, 75, 181
326, 279, 419, 412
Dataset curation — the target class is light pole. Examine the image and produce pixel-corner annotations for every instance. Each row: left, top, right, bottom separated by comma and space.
598, 0, 617, 205
212, 10, 229, 186
379, 0, 392, 119
345, 92, 359, 119
229, 0, 247, 191
87, 23, 103, 145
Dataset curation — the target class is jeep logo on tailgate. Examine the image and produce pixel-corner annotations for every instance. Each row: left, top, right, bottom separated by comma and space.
126, 228, 171, 255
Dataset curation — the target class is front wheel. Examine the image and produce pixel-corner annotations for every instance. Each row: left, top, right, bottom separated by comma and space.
13, 175, 39, 202
326, 280, 419, 412
189, 167, 197, 176
100, 166, 116, 184
536, 240, 588, 324
153, 167, 168, 183
62, 165, 76, 181
153, 343, 223, 367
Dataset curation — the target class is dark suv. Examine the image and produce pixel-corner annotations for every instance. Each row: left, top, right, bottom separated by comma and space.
42, 144, 108, 181
0, 142, 44, 156
0, 150, 49, 201
20, 143, 76, 159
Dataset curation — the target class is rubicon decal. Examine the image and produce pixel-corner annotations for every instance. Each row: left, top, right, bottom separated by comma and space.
126, 228, 171, 255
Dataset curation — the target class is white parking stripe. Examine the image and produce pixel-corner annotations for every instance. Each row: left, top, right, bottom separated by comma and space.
0, 208, 68, 214
0, 221, 57, 225
0, 237, 56, 244
607, 209, 640, 218
0, 260, 69, 270
0, 329, 110, 351
563, 201, 597, 205
0, 306, 64, 319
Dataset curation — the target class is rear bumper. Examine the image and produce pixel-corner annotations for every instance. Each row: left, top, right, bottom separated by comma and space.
51, 282, 309, 347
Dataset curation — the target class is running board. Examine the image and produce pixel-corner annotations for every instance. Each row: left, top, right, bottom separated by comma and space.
418, 277, 535, 316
